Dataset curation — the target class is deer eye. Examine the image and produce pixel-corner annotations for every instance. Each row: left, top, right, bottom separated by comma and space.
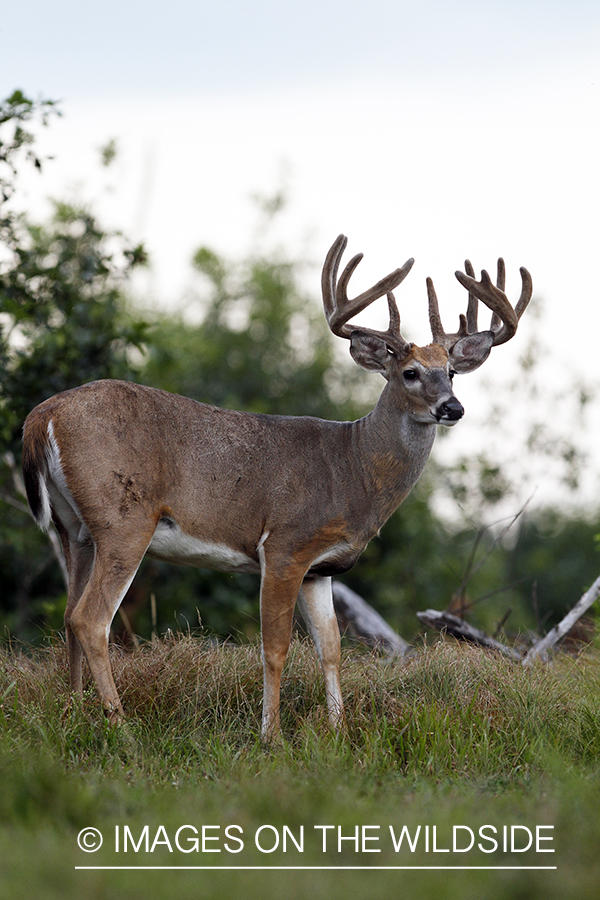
449, 369, 456, 379
403, 369, 419, 381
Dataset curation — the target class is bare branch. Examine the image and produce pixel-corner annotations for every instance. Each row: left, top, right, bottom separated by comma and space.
416, 608, 522, 660
331, 581, 412, 658
522, 575, 600, 665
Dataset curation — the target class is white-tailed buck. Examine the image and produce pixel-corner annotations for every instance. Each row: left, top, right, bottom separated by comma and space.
22, 235, 531, 736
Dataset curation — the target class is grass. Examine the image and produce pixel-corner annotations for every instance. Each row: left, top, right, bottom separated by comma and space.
2, 633, 600, 899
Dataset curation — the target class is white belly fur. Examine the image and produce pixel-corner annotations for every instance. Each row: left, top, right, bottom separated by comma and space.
310, 542, 353, 567
147, 519, 260, 574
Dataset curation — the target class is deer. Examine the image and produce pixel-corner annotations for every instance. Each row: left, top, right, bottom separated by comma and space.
22, 234, 532, 738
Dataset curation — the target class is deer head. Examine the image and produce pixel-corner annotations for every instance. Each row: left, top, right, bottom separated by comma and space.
322, 235, 532, 425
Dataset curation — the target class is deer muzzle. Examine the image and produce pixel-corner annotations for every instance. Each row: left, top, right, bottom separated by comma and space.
436, 397, 464, 424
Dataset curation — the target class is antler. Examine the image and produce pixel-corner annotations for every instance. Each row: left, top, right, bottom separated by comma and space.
428, 258, 533, 352
322, 235, 415, 353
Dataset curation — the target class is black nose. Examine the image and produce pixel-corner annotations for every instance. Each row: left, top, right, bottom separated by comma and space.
438, 398, 464, 421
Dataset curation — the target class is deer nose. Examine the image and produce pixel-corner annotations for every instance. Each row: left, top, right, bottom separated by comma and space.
438, 398, 464, 421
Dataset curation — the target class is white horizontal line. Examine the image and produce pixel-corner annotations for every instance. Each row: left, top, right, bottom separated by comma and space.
75, 866, 558, 871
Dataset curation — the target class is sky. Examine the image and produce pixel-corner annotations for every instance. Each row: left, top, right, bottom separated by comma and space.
2, 0, 600, 507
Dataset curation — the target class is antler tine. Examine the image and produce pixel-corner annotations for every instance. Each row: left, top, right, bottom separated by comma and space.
427, 277, 444, 344
464, 260, 478, 334
427, 275, 470, 350
321, 234, 348, 322
496, 258, 506, 291
455, 260, 533, 347
515, 267, 533, 319
335, 251, 366, 321
428, 258, 531, 356
387, 291, 401, 337
322, 235, 414, 347
489, 258, 506, 333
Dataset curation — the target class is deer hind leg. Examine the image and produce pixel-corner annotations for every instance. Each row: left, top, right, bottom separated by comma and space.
297, 575, 344, 731
51, 513, 94, 698
63, 535, 95, 697
67, 533, 151, 723
258, 558, 307, 741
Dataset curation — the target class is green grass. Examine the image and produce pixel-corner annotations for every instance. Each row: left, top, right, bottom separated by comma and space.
2, 634, 600, 899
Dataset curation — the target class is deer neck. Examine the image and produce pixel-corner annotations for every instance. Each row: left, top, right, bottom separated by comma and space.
350, 382, 437, 528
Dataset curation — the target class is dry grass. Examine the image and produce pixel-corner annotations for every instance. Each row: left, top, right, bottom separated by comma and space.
2, 631, 599, 778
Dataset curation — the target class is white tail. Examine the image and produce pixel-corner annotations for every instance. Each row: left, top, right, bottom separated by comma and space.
22, 235, 532, 737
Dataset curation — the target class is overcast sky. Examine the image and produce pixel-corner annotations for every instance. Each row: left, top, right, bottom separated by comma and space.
4, 0, 599, 96
2, 0, 600, 505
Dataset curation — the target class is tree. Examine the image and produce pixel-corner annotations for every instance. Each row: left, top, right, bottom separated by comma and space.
0, 91, 149, 637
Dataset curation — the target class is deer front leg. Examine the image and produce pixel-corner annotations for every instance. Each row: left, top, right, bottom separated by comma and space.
259, 561, 306, 741
297, 575, 344, 731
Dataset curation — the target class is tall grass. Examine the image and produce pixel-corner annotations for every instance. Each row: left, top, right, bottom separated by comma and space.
2, 634, 600, 899
3, 633, 599, 777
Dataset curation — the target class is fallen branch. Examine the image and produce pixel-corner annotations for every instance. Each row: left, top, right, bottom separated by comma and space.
522, 574, 600, 665
331, 581, 412, 658
416, 608, 522, 660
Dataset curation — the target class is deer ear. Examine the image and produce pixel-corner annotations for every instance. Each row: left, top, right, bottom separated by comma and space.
349, 332, 391, 375
449, 332, 494, 373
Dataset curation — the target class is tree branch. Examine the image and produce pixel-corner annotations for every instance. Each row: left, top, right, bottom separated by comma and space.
522, 574, 600, 665
332, 581, 412, 657
416, 608, 522, 660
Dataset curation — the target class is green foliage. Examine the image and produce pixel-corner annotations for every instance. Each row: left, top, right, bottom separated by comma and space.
0, 92, 149, 638
0, 201, 149, 452
0, 90, 59, 201
507, 510, 600, 627
0, 91, 149, 456
442, 317, 592, 517
145, 242, 364, 420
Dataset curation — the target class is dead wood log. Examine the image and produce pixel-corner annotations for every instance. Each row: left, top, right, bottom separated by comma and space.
331, 581, 412, 657
416, 608, 522, 660
522, 573, 600, 665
